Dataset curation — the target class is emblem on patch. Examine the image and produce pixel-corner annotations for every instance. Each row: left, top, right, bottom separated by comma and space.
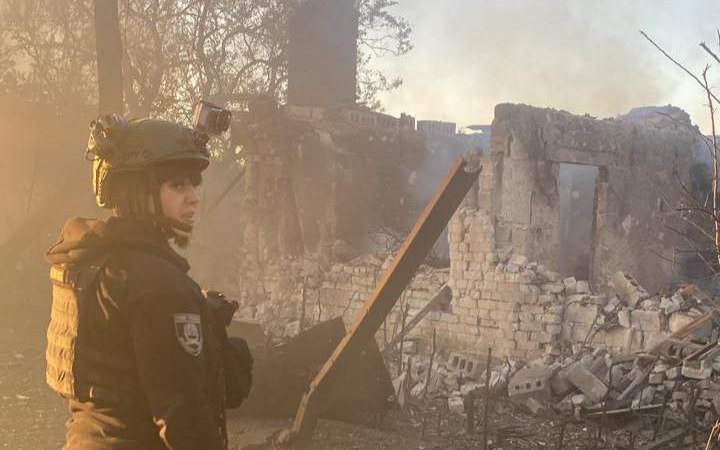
174, 313, 203, 356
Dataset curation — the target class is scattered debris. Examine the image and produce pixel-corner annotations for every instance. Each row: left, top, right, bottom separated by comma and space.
381, 275, 720, 448
230, 245, 720, 447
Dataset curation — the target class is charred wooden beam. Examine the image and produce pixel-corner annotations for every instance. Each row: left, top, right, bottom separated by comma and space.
283, 156, 482, 442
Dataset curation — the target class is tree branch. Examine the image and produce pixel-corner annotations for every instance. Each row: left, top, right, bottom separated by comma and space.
641, 30, 720, 104
701, 42, 720, 66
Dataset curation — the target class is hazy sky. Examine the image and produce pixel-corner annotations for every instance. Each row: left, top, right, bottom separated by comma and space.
370, 0, 720, 133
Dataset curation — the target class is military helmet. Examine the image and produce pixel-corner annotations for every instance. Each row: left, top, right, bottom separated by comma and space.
87, 115, 210, 208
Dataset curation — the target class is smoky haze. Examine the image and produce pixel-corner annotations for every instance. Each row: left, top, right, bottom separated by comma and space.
1, 1, 720, 447
373, 0, 720, 132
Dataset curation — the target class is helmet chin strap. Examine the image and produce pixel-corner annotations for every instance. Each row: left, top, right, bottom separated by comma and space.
147, 168, 194, 238
156, 215, 194, 233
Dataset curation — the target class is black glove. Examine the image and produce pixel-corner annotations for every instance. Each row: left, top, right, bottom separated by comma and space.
203, 290, 239, 327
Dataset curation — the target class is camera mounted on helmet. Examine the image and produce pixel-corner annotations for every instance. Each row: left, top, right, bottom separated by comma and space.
192, 100, 232, 137
85, 102, 232, 241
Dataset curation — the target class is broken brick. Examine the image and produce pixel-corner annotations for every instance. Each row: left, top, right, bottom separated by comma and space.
565, 363, 608, 404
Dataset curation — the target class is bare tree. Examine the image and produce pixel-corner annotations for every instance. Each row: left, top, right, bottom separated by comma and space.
1, 0, 96, 113
641, 30, 720, 275
356, 0, 412, 109
0, 0, 414, 257
119, 0, 290, 120
0, 0, 412, 120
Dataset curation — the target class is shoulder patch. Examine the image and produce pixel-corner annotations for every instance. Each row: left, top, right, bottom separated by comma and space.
174, 313, 203, 356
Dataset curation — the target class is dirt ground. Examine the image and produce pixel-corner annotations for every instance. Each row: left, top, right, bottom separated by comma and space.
0, 265, 66, 449
0, 264, 561, 450
0, 264, 425, 450
0, 265, 709, 450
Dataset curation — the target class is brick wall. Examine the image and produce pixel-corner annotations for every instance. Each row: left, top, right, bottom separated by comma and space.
223, 103, 703, 361
235, 233, 699, 361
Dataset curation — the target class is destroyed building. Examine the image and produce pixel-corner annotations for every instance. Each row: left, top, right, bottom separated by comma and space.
193, 98, 701, 364
4, 0, 720, 447
183, 0, 705, 366
190, 94, 717, 448
195, 98, 714, 448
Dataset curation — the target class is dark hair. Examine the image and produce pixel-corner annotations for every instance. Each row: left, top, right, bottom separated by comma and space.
105, 171, 154, 218
106, 160, 203, 218
154, 160, 203, 187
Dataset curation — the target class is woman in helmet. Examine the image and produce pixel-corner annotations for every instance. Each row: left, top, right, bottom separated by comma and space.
45, 116, 236, 449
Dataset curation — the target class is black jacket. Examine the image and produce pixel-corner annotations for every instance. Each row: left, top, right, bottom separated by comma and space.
46, 217, 226, 450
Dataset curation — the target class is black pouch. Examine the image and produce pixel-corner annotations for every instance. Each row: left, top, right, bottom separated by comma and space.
204, 291, 253, 409
225, 336, 253, 409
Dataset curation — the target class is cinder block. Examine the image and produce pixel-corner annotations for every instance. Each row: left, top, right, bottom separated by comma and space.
609, 271, 649, 307
565, 363, 608, 404
630, 310, 662, 332
446, 352, 482, 380
648, 372, 665, 385
545, 271, 562, 282
520, 284, 540, 295
550, 368, 574, 397
461, 315, 478, 326
565, 304, 598, 323
508, 366, 553, 402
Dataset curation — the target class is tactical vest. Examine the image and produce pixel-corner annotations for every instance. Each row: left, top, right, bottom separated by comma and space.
46, 259, 143, 405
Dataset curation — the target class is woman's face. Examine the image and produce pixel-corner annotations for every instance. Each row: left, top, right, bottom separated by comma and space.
159, 175, 200, 238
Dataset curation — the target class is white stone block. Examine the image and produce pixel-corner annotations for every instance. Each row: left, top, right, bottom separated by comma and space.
669, 313, 695, 333
562, 277, 577, 293
630, 309, 662, 332
575, 281, 590, 294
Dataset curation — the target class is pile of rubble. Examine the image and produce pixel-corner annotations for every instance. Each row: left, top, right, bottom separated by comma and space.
496, 253, 709, 357
393, 278, 720, 448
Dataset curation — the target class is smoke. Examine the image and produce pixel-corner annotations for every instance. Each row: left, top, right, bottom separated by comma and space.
373, 0, 720, 131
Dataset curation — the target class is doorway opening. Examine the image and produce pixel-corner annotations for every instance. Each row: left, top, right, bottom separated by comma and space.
558, 163, 599, 280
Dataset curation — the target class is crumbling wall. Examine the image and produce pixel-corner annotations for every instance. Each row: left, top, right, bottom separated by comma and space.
490, 104, 694, 292
443, 195, 706, 360
234, 242, 706, 363
235, 254, 448, 344
222, 103, 702, 363
231, 103, 427, 306
239, 104, 424, 257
